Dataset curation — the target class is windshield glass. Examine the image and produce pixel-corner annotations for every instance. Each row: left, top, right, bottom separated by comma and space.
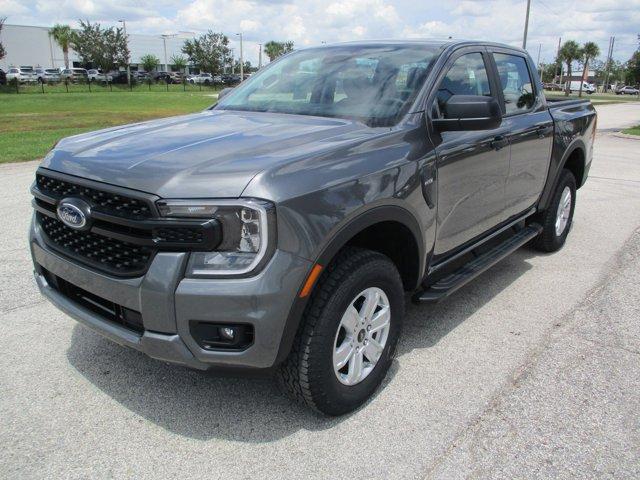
215, 44, 442, 126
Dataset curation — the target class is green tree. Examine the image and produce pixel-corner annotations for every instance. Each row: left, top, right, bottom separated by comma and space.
0, 17, 6, 61
625, 51, 640, 86
49, 24, 73, 68
140, 54, 159, 73
171, 54, 187, 73
182, 31, 230, 74
578, 41, 600, 97
71, 20, 129, 72
263, 41, 294, 62
558, 40, 582, 96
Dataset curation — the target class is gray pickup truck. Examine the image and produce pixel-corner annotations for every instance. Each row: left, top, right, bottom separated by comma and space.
30, 40, 596, 415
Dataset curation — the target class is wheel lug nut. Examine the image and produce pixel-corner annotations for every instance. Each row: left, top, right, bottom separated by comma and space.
366, 325, 371, 331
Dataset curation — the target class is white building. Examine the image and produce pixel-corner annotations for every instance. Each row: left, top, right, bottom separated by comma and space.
0, 24, 194, 72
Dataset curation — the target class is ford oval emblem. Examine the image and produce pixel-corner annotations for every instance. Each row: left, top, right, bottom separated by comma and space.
57, 201, 88, 230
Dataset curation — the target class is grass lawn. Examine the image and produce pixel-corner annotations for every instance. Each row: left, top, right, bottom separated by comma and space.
544, 91, 640, 105
622, 125, 640, 136
0, 91, 218, 163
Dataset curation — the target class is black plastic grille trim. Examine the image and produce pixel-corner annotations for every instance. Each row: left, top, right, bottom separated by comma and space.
36, 173, 153, 219
38, 213, 154, 276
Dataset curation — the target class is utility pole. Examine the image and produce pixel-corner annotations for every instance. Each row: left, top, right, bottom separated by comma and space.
236, 33, 243, 81
258, 43, 262, 69
536, 43, 542, 78
603, 36, 615, 93
522, 0, 531, 49
557, 37, 563, 85
119, 19, 131, 87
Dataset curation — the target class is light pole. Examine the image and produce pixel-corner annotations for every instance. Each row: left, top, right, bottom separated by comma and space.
522, 0, 531, 49
236, 33, 243, 80
118, 19, 131, 86
258, 43, 262, 69
161, 34, 177, 71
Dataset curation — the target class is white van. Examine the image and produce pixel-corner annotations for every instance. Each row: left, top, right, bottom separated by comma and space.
568, 81, 595, 94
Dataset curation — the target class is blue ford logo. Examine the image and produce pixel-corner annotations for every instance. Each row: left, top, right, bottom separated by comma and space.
57, 199, 91, 230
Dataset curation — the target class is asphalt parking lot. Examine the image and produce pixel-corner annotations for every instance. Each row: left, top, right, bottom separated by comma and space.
1, 103, 639, 479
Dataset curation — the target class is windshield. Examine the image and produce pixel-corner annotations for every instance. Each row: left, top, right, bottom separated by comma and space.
215, 44, 442, 126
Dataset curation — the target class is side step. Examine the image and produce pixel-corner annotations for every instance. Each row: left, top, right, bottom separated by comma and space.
413, 224, 542, 303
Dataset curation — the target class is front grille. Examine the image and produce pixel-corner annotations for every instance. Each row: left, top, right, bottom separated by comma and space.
38, 213, 154, 276
33, 170, 221, 277
36, 173, 152, 219
44, 270, 144, 334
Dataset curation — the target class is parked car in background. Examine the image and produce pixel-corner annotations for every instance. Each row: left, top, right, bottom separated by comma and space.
543, 82, 562, 91
616, 85, 639, 95
60, 68, 89, 83
34, 68, 61, 83
0, 68, 6, 85
189, 73, 214, 85
87, 69, 112, 83
154, 71, 182, 84
134, 71, 150, 81
6, 67, 37, 83
106, 71, 131, 84
222, 73, 241, 85
567, 81, 595, 94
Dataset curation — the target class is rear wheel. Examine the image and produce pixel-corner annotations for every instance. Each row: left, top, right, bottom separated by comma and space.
534, 169, 576, 252
278, 247, 404, 416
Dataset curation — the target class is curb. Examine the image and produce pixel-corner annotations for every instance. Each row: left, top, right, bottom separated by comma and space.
613, 132, 640, 140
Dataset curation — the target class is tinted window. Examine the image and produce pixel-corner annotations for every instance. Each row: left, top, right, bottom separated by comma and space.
435, 52, 491, 116
494, 53, 535, 114
217, 44, 442, 126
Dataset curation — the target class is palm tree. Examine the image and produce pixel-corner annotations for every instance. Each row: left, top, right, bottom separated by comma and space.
49, 24, 73, 69
558, 40, 582, 96
578, 42, 600, 97
263, 41, 294, 62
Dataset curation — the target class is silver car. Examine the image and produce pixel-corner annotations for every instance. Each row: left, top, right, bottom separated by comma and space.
6, 67, 37, 83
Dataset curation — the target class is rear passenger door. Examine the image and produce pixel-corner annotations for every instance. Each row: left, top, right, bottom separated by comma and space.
489, 49, 554, 218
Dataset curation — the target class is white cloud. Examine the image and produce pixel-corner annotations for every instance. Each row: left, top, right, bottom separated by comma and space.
2, 0, 639, 65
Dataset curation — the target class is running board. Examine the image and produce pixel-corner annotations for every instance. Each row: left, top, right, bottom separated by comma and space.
413, 224, 542, 303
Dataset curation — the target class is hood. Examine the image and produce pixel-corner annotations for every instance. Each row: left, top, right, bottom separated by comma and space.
41, 109, 369, 198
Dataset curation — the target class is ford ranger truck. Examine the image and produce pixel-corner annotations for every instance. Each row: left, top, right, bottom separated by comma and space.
30, 40, 596, 415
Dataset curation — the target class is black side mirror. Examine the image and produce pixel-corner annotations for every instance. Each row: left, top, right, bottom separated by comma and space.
433, 95, 502, 132
218, 87, 234, 100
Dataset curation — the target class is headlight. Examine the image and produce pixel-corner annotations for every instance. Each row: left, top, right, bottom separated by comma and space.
156, 199, 276, 277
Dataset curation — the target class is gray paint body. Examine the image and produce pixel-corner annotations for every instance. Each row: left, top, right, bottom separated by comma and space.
29, 40, 595, 369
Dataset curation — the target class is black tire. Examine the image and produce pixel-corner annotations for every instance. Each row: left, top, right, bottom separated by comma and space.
278, 247, 404, 416
533, 169, 576, 252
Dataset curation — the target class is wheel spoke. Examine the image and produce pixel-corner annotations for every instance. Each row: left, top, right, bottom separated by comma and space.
369, 306, 390, 333
364, 338, 383, 363
341, 306, 360, 331
347, 350, 364, 384
334, 342, 354, 370
360, 289, 380, 321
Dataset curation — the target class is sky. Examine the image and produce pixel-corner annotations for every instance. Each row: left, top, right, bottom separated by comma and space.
2, 0, 639, 66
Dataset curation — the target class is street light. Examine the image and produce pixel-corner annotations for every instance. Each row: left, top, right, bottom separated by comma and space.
236, 33, 243, 81
161, 34, 178, 72
118, 19, 131, 86
258, 43, 262, 69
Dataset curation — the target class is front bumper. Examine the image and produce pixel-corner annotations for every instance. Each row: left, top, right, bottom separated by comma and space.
30, 217, 312, 370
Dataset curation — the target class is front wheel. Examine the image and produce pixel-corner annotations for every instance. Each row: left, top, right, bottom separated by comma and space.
533, 169, 576, 252
278, 247, 404, 416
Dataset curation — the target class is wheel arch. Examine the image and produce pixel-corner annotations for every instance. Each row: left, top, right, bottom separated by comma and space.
538, 139, 587, 213
274, 205, 425, 365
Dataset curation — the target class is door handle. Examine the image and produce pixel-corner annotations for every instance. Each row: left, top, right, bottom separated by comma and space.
536, 126, 551, 138
490, 135, 509, 151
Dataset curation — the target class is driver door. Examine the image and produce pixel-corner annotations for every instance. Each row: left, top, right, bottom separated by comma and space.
430, 49, 511, 256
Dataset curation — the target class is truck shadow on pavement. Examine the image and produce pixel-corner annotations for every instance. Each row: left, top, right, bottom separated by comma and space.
65, 248, 537, 442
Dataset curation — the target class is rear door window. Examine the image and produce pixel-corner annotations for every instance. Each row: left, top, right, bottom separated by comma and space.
493, 53, 535, 115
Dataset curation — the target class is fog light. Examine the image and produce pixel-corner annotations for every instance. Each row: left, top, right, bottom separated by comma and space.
220, 327, 236, 340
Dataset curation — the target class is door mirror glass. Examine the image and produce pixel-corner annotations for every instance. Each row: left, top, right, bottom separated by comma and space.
433, 95, 502, 131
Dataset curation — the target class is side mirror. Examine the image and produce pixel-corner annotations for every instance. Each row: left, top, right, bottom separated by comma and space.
433, 95, 502, 132
218, 87, 234, 100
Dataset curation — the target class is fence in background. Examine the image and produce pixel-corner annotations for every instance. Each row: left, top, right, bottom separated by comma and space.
0, 79, 226, 94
